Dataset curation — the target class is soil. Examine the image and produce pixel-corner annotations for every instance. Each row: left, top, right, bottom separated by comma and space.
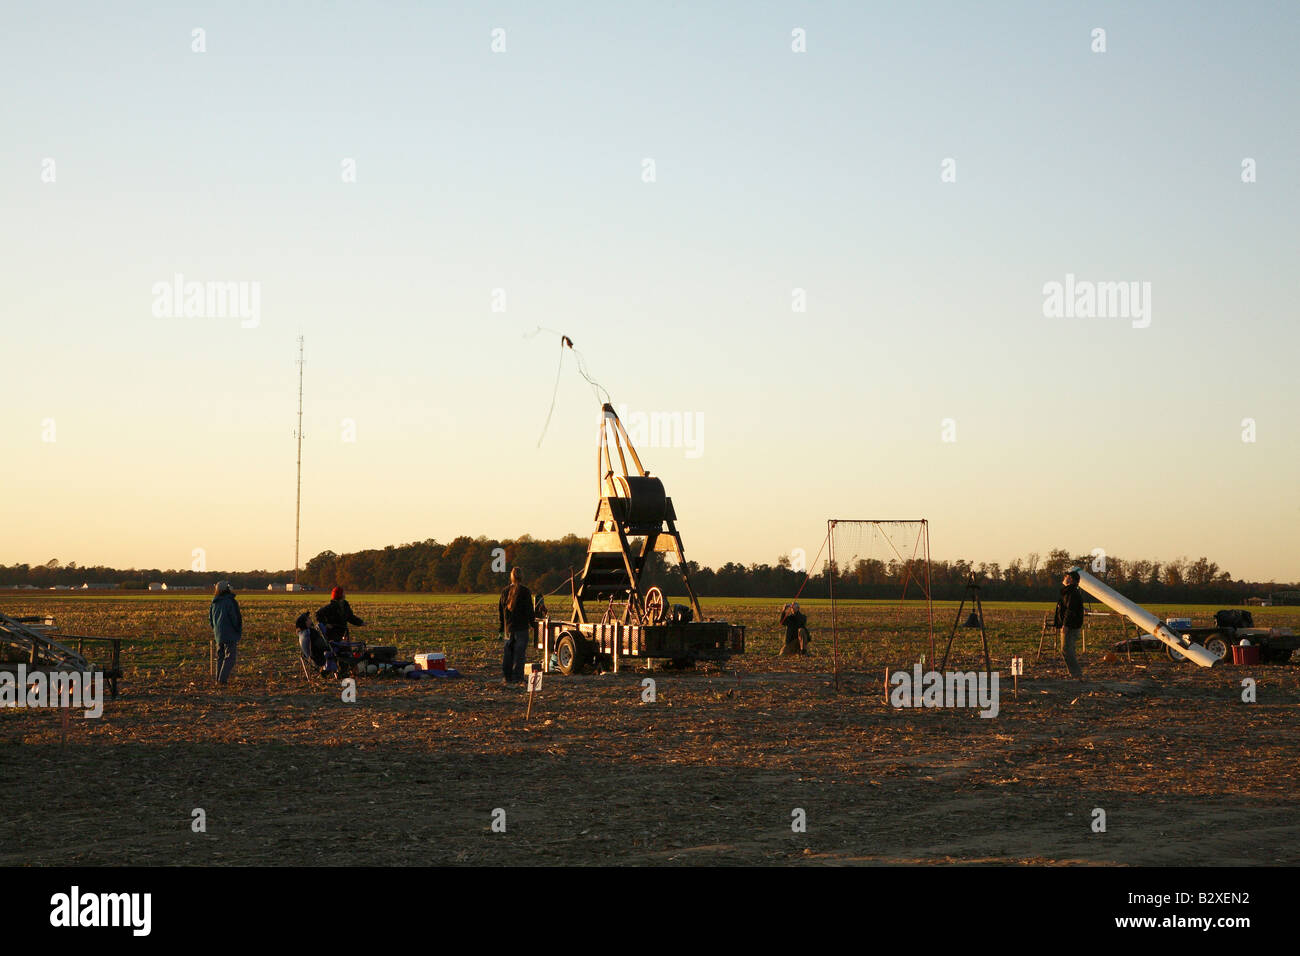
4, 626, 1296, 866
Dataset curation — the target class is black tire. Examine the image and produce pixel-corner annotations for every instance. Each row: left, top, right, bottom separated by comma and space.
556, 633, 582, 676
1203, 634, 1232, 664
1165, 642, 1189, 663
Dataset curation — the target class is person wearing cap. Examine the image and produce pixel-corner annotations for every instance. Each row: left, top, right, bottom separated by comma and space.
1053, 568, 1085, 679
779, 601, 811, 656
209, 581, 243, 685
316, 586, 365, 642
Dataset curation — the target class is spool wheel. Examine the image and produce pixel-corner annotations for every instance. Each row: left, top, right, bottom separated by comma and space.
644, 587, 667, 624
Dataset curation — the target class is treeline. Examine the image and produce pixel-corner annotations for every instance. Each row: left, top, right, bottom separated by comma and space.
5, 539, 1293, 604
0, 559, 288, 593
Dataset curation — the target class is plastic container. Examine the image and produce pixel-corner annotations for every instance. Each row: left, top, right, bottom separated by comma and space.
1231, 644, 1260, 666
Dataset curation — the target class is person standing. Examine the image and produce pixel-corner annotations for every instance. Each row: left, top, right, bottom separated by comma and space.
209, 581, 243, 686
498, 568, 533, 684
779, 601, 811, 656
1054, 568, 1085, 679
316, 586, 365, 642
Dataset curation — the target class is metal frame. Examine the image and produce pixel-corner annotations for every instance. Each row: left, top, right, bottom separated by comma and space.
827, 519, 936, 683
539, 403, 744, 674
0, 612, 124, 699
572, 404, 704, 625
940, 579, 991, 674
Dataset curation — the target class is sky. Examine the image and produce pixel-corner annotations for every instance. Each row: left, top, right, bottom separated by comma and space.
1, 1, 1297, 582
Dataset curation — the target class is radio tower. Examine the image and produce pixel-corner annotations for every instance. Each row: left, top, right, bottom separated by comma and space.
293, 335, 305, 588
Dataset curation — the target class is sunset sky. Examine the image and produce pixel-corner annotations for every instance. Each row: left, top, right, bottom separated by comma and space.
2, 2, 1296, 582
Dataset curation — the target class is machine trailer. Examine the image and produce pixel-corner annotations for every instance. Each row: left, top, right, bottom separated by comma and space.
536, 403, 744, 675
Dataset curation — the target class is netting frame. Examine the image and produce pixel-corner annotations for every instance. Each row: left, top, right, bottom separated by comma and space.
826, 518, 935, 686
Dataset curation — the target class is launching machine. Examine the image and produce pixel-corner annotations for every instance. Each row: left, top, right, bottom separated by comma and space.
536, 404, 745, 674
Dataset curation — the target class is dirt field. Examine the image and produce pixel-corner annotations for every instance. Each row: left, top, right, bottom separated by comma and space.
3, 595, 1298, 865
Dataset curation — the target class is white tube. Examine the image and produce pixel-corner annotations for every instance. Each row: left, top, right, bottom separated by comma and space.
1074, 569, 1218, 668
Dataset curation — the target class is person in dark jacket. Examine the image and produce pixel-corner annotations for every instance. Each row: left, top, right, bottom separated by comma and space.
1053, 568, 1085, 679
779, 601, 811, 656
316, 586, 365, 642
209, 581, 243, 685
498, 568, 533, 684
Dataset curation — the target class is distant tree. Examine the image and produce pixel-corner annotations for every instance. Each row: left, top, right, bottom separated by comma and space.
1044, 549, 1072, 581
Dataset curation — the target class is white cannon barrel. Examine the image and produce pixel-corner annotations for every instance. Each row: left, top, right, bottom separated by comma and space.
1075, 568, 1218, 667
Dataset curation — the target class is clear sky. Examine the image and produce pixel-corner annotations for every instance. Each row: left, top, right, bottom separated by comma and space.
2, 1, 1297, 581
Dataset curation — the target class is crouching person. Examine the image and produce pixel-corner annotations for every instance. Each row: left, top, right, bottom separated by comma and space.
779, 601, 810, 656
209, 581, 242, 685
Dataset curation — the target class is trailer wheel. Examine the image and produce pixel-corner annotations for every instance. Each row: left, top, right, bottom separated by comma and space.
556, 633, 582, 676
1165, 642, 1189, 663
1203, 634, 1232, 663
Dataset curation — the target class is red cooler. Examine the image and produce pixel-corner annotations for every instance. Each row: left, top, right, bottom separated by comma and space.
1231, 644, 1260, 666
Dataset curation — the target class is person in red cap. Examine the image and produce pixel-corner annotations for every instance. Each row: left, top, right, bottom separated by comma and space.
316, 586, 365, 643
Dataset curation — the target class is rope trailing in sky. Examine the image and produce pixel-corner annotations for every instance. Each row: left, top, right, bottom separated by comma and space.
531, 328, 611, 447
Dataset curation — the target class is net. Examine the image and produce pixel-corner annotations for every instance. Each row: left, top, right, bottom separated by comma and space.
827, 519, 935, 672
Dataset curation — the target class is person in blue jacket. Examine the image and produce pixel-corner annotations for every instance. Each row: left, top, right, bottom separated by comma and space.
209, 581, 243, 685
